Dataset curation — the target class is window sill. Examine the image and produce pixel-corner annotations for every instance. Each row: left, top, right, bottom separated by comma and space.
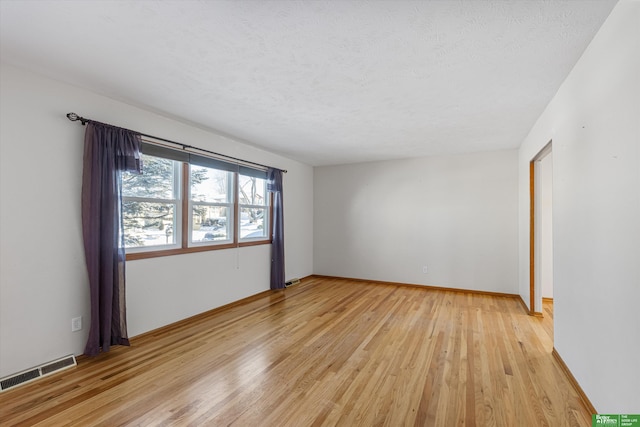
125, 239, 271, 261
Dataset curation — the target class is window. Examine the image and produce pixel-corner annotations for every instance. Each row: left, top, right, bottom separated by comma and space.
122, 143, 271, 259
189, 165, 234, 245
238, 172, 269, 241
122, 154, 181, 251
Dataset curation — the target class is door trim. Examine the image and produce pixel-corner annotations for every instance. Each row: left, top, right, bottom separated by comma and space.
529, 140, 552, 316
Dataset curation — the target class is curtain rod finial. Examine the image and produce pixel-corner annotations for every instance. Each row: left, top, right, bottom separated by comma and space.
67, 112, 88, 125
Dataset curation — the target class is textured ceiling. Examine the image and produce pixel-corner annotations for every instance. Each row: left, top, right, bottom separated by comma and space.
0, 0, 617, 166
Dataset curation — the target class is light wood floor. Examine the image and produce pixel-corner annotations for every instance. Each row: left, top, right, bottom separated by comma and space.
542, 298, 554, 342
0, 277, 588, 426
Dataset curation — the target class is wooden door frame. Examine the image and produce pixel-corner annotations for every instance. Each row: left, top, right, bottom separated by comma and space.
529, 141, 552, 316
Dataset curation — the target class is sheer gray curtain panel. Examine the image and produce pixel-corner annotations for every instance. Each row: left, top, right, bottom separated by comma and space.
81, 122, 142, 356
267, 168, 285, 290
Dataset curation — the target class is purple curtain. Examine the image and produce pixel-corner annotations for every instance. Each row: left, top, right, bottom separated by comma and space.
267, 168, 285, 290
81, 122, 142, 356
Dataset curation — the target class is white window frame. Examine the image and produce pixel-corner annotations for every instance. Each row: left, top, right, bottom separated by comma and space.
238, 174, 270, 242
188, 166, 235, 247
122, 156, 182, 253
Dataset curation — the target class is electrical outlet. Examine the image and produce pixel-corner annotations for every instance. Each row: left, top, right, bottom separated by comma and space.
71, 317, 82, 332
422, 266, 428, 274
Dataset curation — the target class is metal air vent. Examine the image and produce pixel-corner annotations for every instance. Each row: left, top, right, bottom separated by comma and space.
0, 355, 77, 392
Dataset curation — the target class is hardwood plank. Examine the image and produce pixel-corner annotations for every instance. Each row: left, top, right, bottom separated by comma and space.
0, 277, 592, 426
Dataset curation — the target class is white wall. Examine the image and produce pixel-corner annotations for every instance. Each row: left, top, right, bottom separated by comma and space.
517, 0, 639, 412
314, 150, 519, 293
0, 64, 314, 377
540, 153, 553, 299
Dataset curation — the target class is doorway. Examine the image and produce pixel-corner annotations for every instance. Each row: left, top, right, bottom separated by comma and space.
529, 141, 553, 318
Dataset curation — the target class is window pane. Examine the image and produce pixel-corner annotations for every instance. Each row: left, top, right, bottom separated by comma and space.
191, 166, 231, 203
238, 175, 266, 206
192, 205, 231, 242
122, 154, 177, 199
123, 201, 176, 248
240, 207, 267, 239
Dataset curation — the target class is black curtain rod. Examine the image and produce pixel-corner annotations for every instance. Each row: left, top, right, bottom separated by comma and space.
66, 112, 287, 173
